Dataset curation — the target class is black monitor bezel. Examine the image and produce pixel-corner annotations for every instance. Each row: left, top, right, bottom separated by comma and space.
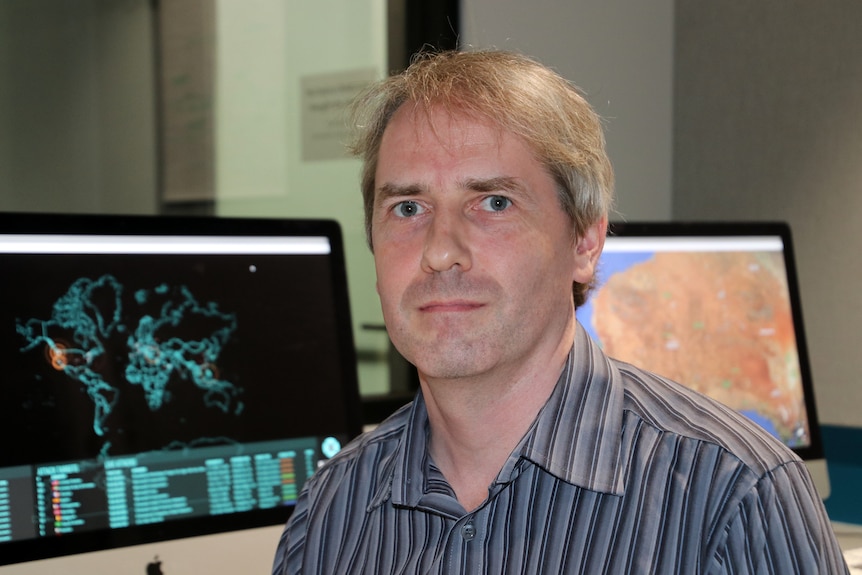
0, 211, 364, 566
600, 220, 825, 463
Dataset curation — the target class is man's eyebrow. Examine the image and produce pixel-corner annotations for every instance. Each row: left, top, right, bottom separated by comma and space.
375, 176, 524, 201
462, 176, 524, 194
376, 182, 426, 201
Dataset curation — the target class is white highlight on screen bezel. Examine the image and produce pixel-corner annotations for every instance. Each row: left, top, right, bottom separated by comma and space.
602, 236, 783, 253
0, 235, 331, 255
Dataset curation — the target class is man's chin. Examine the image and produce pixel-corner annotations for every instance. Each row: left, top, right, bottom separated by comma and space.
410, 345, 492, 382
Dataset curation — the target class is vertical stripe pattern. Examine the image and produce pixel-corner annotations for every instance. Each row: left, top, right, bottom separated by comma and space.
273, 323, 847, 574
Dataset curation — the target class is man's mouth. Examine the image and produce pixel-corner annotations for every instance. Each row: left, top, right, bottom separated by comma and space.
419, 300, 484, 313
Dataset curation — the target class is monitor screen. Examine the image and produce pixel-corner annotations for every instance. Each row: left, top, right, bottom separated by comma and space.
577, 222, 827, 480
0, 213, 362, 566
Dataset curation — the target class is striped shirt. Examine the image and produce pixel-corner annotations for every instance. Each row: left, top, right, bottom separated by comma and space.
272, 323, 847, 574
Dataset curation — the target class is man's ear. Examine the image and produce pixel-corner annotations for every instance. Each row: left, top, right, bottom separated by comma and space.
572, 218, 607, 284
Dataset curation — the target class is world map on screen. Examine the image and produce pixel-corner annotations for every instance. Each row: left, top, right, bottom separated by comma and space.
16, 274, 242, 441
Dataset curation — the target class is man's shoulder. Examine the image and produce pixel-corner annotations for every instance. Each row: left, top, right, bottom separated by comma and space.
612, 359, 800, 472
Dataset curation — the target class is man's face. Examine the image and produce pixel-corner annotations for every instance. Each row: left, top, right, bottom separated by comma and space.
371, 106, 602, 382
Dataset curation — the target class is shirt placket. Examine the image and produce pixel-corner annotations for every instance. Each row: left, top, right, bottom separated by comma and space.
440, 505, 491, 574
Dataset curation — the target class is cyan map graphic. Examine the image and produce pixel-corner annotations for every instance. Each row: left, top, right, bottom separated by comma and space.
16, 274, 242, 440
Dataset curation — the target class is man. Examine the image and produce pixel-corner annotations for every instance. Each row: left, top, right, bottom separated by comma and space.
272, 50, 847, 574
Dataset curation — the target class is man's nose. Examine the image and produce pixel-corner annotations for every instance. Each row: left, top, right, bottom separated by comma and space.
420, 209, 472, 274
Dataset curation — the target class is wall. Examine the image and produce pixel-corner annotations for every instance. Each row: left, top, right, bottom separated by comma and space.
461, 0, 675, 222
0, 0, 157, 215
673, 1, 862, 429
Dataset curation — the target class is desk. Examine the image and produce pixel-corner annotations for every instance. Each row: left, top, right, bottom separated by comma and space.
835, 521, 862, 551
834, 521, 862, 573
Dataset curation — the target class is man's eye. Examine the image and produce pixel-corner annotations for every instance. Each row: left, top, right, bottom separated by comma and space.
480, 195, 512, 212
394, 201, 424, 218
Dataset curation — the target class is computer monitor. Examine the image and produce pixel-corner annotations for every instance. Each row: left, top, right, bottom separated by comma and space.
0, 212, 363, 573
577, 221, 830, 498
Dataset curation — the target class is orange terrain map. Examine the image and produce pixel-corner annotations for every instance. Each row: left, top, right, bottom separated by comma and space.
591, 251, 808, 445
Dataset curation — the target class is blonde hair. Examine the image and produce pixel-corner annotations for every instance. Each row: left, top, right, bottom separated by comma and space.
348, 49, 614, 307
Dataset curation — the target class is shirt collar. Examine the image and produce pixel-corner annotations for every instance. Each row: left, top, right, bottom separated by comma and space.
507, 322, 626, 495
370, 390, 433, 509
372, 322, 626, 510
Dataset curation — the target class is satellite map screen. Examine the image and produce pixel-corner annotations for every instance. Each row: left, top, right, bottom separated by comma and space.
577, 224, 820, 453
0, 214, 361, 565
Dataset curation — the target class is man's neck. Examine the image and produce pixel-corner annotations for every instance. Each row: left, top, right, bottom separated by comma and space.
419, 325, 574, 512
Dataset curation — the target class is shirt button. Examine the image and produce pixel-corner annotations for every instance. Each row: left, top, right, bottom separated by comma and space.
461, 522, 476, 541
